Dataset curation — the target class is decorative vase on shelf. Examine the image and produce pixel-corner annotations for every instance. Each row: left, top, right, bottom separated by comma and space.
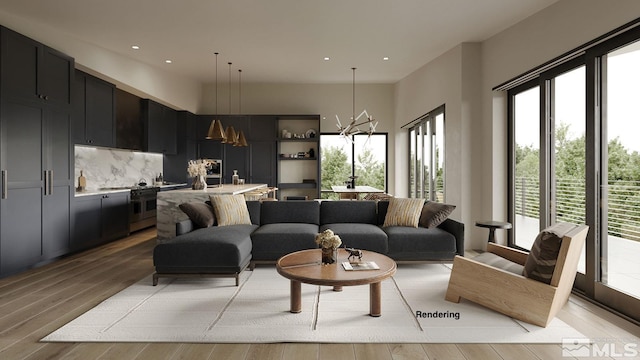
321, 247, 338, 265
192, 175, 206, 190
232, 169, 239, 185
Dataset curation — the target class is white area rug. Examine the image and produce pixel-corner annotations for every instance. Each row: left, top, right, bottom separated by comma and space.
42, 264, 584, 343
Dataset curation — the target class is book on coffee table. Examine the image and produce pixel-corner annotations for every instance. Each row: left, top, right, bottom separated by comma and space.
342, 261, 380, 271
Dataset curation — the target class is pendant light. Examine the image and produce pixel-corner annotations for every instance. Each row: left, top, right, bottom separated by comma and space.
235, 68, 249, 147
222, 62, 238, 144
335, 67, 378, 142
206, 52, 226, 140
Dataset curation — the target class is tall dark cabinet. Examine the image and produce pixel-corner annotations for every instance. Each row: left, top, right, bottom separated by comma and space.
0, 27, 74, 276
73, 69, 116, 147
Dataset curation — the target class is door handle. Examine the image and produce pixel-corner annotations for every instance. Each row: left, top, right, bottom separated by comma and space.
44, 170, 48, 196
1, 170, 6, 199
48, 170, 53, 195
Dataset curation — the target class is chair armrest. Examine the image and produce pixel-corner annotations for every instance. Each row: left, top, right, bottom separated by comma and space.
487, 243, 528, 266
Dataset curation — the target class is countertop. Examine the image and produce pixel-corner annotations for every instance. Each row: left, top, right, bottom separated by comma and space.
74, 183, 188, 197
157, 183, 267, 196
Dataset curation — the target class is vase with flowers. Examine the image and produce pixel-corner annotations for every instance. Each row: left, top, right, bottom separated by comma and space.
187, 160, 208, 190
315, 229, 342, 265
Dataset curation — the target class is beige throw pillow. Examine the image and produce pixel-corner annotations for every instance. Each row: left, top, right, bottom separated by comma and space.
209, 194, 252, 226
179, 202, 216, 228
419, 202, 456, 228
383, 198, 425, 228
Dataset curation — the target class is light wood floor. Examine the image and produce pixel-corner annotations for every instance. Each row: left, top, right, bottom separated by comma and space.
0, 229, 638, 360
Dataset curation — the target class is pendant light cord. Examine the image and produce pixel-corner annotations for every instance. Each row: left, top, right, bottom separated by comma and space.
352, 67, 356, 122
215, 52, 219, 116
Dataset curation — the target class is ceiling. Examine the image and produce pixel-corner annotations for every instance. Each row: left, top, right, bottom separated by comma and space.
0, 0, 558, 84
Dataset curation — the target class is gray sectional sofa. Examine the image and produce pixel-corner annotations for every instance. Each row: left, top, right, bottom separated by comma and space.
152, 200, 464, 285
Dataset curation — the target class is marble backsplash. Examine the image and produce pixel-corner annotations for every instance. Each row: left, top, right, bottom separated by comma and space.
75, 145, 163, 190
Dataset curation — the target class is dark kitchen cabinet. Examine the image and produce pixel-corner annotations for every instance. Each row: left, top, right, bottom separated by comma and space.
0, 26, 74, 277
163, 111, 197, 184
73, 69, 116, 147
142, 99, 177, 154
115, 89, 143, 150
0, 27, 72, 108
72, 192, 129, 251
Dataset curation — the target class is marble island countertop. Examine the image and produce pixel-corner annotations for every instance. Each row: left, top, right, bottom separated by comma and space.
156, 183, 268, 240
74, 183, 188, 197
159, 183, 268, 195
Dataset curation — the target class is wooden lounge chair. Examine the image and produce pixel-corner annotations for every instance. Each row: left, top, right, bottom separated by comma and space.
445, 223, 589, 327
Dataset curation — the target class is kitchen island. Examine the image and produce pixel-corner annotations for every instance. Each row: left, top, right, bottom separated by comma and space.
156, 183, 268, 240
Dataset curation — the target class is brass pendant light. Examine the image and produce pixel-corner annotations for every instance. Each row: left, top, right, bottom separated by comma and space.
206, 52, 226, 140
235, 68, 248, 147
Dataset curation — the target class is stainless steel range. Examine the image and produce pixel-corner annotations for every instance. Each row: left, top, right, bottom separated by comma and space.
130, 186, 160, 232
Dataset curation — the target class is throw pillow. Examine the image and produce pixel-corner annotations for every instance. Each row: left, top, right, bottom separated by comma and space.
178, 202, 216, 228
209, 194, 252, 226
419, 201, 456, 228
522, 227, 564, 284
383, 197, 425, 228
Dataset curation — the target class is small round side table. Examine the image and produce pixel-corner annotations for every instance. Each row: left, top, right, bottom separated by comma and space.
475, 220, 512, 243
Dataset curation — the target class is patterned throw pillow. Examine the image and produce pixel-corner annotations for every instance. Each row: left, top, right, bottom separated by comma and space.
522, 227, 564, 284
382, 198, 425, 228
419, 202, 456, 228
209, 194, 252, 226
179, 202, 216, 228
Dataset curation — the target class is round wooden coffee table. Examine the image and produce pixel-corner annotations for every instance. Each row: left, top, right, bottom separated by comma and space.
276, 248, 396, 317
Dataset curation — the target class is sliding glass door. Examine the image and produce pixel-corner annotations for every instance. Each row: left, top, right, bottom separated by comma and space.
508, 27, 640, 322
600, 40, 640, 301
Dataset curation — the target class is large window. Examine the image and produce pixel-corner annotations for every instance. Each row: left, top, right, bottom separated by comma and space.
408, 105, 445, 201
506, 24, 640, 322
319, 133, 387, 199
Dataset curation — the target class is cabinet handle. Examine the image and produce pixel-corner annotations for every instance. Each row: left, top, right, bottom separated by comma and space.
48, 170, 53, 195
1, 170, 6, 199
44, 170, 48, 196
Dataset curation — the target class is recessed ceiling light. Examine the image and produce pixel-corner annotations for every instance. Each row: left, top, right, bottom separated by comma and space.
165, 60, 172, 64
323, 57, 330, 61
131, 45, 140, 50
383, 56, 390, 61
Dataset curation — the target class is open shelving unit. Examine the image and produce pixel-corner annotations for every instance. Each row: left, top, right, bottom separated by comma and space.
276, 115, 320, 200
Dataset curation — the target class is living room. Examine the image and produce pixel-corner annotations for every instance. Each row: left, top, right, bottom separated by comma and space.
1, 0, 640, 358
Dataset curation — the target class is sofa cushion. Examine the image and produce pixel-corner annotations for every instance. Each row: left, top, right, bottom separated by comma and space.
250, 223, 320, 261
384, 226, 457, 260
383, 198, 425, 228
179, 202, 216, 228
210, 194, 251, 226
320, 200, 377, 225
153, 224, 256, 272
260, 200, 320, 225
419, 201, 456, 229
320, 223, 388, 253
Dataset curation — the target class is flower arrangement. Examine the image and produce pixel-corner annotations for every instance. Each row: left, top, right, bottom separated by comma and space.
315, 229, 342, 249
187, 160, 208, 177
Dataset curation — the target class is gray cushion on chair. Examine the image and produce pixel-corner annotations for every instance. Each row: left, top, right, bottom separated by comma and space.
472, 252, 524, 275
